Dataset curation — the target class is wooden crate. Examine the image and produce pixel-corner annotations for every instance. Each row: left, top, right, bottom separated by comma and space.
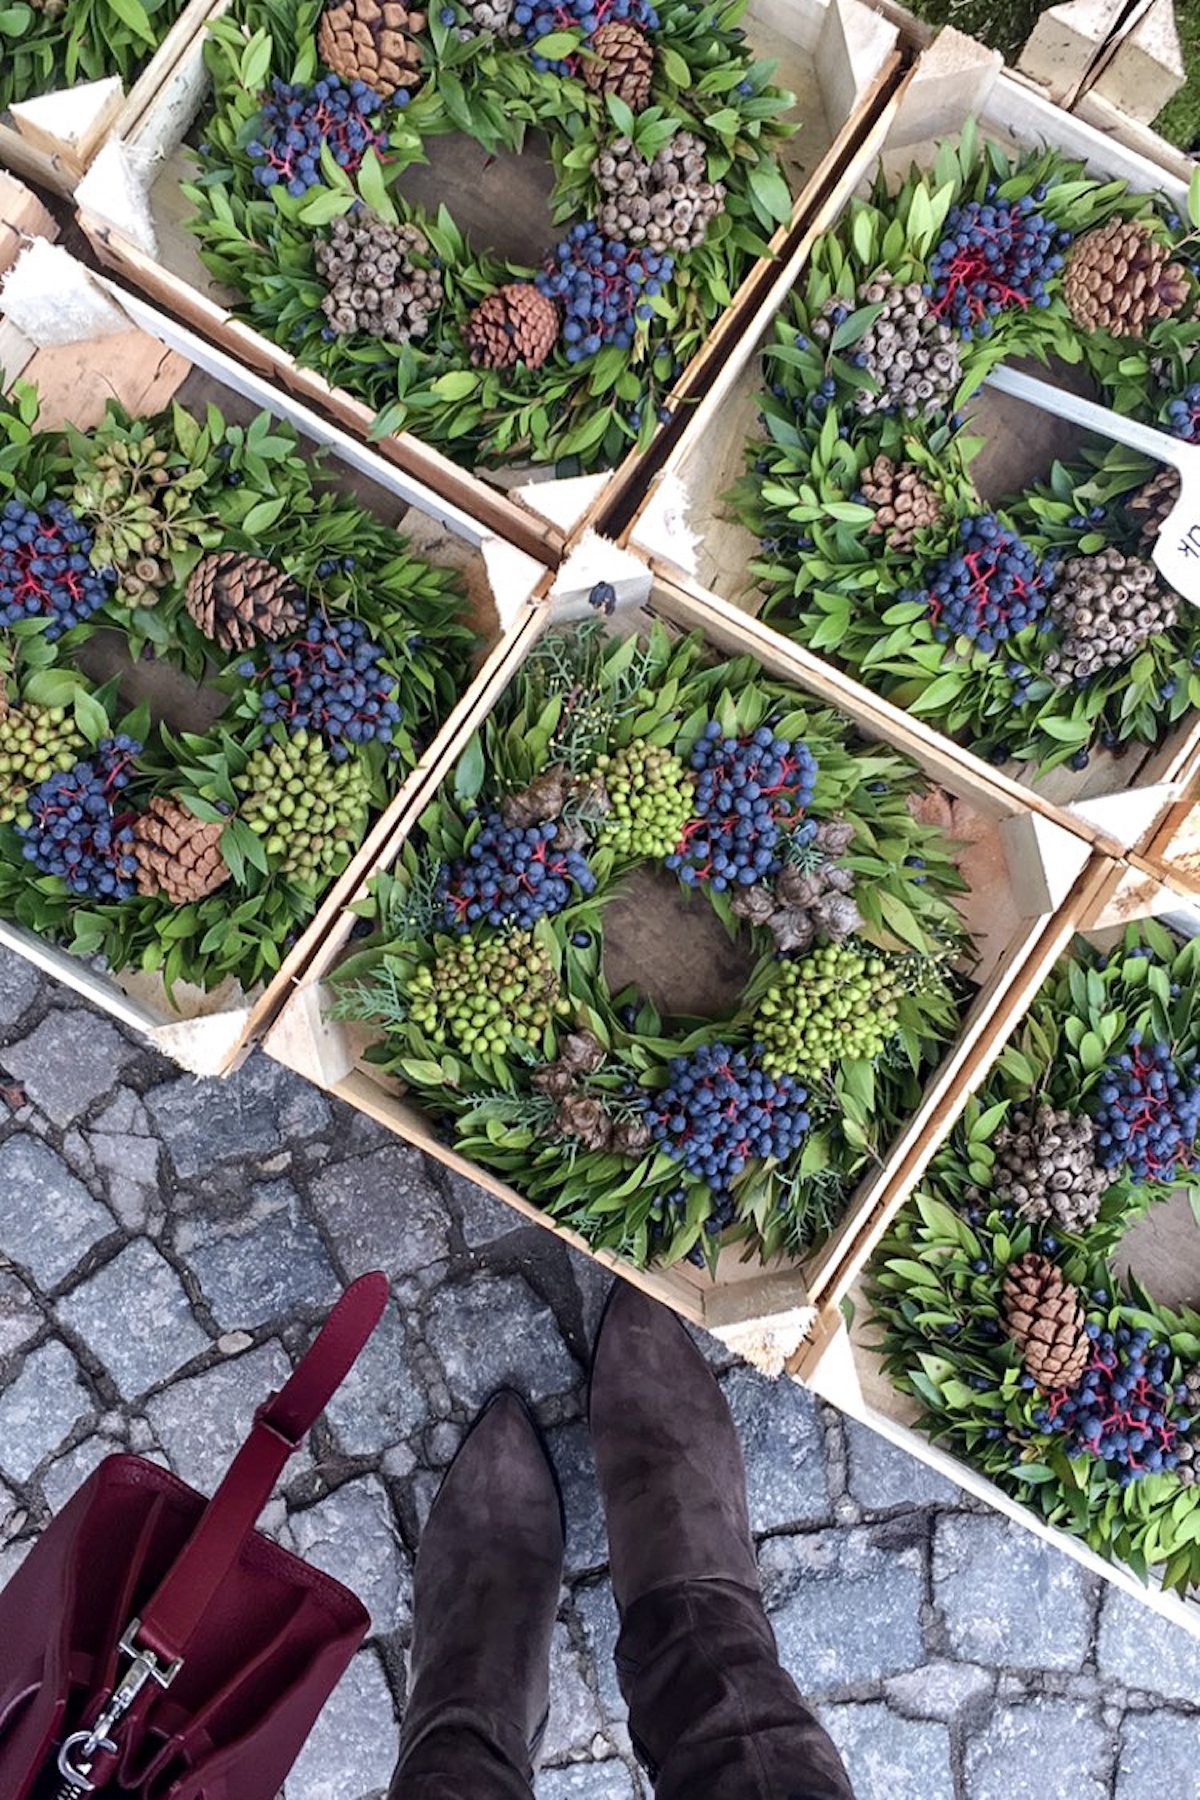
0, 200, 545, 1076
72, 0, 906, 560
794, 858, 1200, 1637
262, 545, 1098, 1369
623, 27, 1198, 863
0, 0, 222, 195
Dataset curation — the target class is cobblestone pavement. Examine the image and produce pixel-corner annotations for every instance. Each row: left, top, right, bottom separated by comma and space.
1, 949, 1198, 1800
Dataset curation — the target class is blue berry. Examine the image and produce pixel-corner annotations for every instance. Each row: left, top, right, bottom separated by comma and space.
535, 223, 672, 359
910, 514, 1054, 646
17, 739, 143, 899
0, 497, 116, 636
639, 1041, 809, 1193
260, 615, 400, 755
665, 724, 817, 891
247, 76, 388, 196
438, 814, 596, 931
927, 196, 1070, 338
1091, 1038, 1200, 1184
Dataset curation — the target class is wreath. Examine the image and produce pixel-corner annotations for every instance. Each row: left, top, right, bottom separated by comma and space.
0, 381, 472, 996
186, 0, 796, 471
333, 616, 979, 1271
732, 131, 1200, 775
0, 0, 190, 113
870, 919, 1200, 1595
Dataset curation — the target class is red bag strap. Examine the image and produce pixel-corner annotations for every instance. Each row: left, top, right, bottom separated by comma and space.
134, 1272, 388, 1665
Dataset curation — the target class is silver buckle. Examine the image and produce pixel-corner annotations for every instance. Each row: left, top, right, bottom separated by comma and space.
56, 1618, 183, 1791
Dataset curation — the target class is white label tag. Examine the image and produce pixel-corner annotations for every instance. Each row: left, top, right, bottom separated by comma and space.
1152, 493, 1200, 607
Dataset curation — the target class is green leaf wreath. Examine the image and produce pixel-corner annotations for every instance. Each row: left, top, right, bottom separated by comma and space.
184, 0, 796, 471
731, 131, 1200, 775
0, 0, 191, 113
870, 921, 1200, 1594
0, 380, 473, 996
333, 617, 978, 1272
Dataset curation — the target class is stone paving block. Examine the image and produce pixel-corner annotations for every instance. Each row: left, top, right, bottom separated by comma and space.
58, 1239, 209, 1400
0, 944, 40, 1025
844, 1418, 962, 1512
146, 1341, 296, 1490
964, 1698, 1112, 1800
424, 1275, 581, 1409
543, 1621, 607, 1763
0, 1271, 41, 1357
0, 1339, 91, 1482
933, 1514, 1098, 1671
1116, 1710, 1198, 1800
325, 1298, 428, 1456
181, 1180, 340, 1327
0, 1136, 114, 1286
572, 1580, 632, 1757
1, 1012, 136, 1127
282, 1648, 398, 1800
722, 1364, 831, 1532
547, 1422, 608, 1577
539, 1762, 639, 1799
883, 1658, 994, 1721
762, 1527, 925, 1689
1097, 1584, 1200, 1703
90, 1091, 151, 1136
284, 1474, 410, 1638
41, 1431, 126, 1512
819, 1702, 954, 1800
145, 1058, 330, 1179
445, 1170, 523, 1248
313, 1145, 452, 1275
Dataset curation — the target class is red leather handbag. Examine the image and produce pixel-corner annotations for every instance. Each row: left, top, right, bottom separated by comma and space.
0, 1271, 389, 1800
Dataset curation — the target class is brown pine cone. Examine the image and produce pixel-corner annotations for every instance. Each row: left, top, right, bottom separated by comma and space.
132, 797, 230, 904
464, 283, 559, 370
185, 552, 305, 652
1063, 217, 1189, 338
582, 21, 654, 112
860, 455, 942, 553
1002, 1253, 1090, 1392
1126, 466, 1182, 541
317, 0, 424, 98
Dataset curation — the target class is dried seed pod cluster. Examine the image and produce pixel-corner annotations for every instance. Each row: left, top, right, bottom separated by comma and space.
131, 796, 231, 904
983, 1103, 1111, 1234
316, 214, 444, 343
316, 0, 424, 97
593, 130, 726, 253
859, 455, 943, 553
1126, 467, 1181, 540
1063, 217, 1189, 338
454, 0, 518, 34
814, 275, 961, 421
463, 282, 560, 370
731, 821, 860, 954
1043, 548, 1176, 686
581, 21, 655, 111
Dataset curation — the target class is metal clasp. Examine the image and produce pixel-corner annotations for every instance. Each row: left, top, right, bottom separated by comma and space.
55, 1617, 183, 1793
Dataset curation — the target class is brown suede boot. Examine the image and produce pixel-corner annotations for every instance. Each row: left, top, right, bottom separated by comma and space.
590, 1284, 856, 1800
389, 1390, 564, 1800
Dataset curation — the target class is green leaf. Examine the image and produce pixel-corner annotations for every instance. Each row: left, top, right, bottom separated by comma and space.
535, 30, 582, 56
431, 370, 480, 400
241, 496, 287, 534
73, 690, 109, 745
240, 29, 273, 93
747, 162, 792, 227
104, 0, 155, 45
454, 733, 486, 804
659, 43, 689, 85
357, 149, 398, 225
1189, 164, 1200, 232
605, 91, 636, 138
297, 187, 354, 226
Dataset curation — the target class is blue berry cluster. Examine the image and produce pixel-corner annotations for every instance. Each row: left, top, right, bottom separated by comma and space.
536, 223, 672, 358
927, 190, 1069, 338
0, 498, 115, 638
1091, 1035, 1200, 1183
438, 813, 596, 930
1165, 381, 1200, 444
518, 0, 658, 72
1035, 1322, 1190, 1486
640, 1042, 810, 1193
17, 737, 141, 900
915, 515, 1054, 648
247, 77, 389, 197
664, 722, 817, 890
259, 616, 400, 761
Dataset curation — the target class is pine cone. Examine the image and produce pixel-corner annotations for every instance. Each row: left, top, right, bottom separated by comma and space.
185, 552, 305, 652
1002, 1253, 1090, 1391
583, 21, 655, 112
860, 454, 942, 553
556, 1093, 615, 1150
500, 764, 570, 827
1126, 466, 1181, 541
317, 0, 424, 97
990, 1103, 1109, 1233
316, 214, 444, 343
131, 797, 230, 904
464, 283, 559, 370
557, 1029, 606, 1075
1064, 218, 1189, 338
1043, 547, 1176, 686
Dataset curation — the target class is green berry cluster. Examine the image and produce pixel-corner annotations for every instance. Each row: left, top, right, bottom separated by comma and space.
0, 703, 87, 826
407, 929, 569, 1055
235, 730, 371, 886
756, 940, 901, 1077
594, 739, 695, 857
